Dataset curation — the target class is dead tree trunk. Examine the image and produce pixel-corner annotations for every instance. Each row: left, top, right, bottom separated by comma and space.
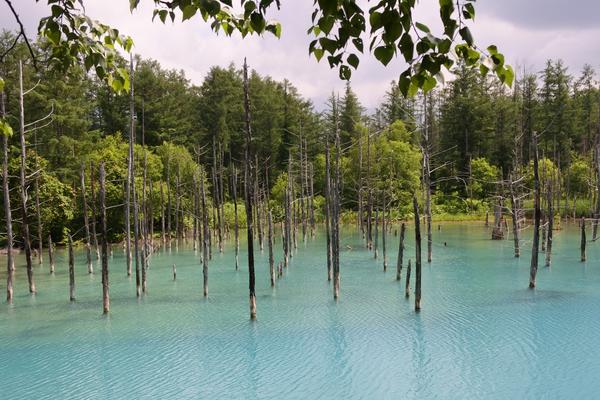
332, 99, 341, 300
374, 206, 379, 259
309, 162, 316, 236
382, 192, 387, 271
34, 171, 42, 265
324, 139, 332, 281
80, 164, 93, 273
160, 181, 166, 248
581, 218, 587, 262
129, 59, 141, 296
68, 235, 75, 301
545, 179, 554, 267
99, 163, 110, 314
396, 222, 405, 281
529, 134, 541, 289
268, 209, 275, 287
413, 196, 422, 311
124, 55, 134, 276
90, 162, 100, 260
405, 259, 411, 298
243, 58, 257, 319
200, 170, 209, 296
47, 235, 54, 274
509, 174, 521, 258
18, 60, 35, 293
2, 89, 14, 302
232, 166, 240, 270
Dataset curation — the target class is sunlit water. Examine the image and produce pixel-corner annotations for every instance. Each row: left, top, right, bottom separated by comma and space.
1, 222, 599, 399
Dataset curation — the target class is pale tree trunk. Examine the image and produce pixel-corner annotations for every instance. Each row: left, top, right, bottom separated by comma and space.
268, 209, 275, 287
80, 164, 93, 273
47, 235, 54, 274
382, 192, 387, 271
581, 218, 587, 262
99, 163, 110, 313
545, 178, 554, 267
529, 134, 541, 289
396, 222, 405, 281
413, 196, 422, 311
243, 58, 257, 319
124, 56, 134, 276
324, 140, 332, 281
90, 162, 100, 259
232, 165, 240, 270
405, 259, 412, 298
2, 89, 14, 302
34, 170, 42, 265
18, 60, 35, 293
509, 174, 521, 258
68, 235, 75, 301
332, 99, 341, 300
200, 170, 209, 296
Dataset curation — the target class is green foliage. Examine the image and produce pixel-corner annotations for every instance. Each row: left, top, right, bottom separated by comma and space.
469, 157, 500, 200
566, 157, 592, 196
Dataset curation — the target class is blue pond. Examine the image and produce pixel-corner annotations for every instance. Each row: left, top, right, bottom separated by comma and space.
1, 222, 599, 399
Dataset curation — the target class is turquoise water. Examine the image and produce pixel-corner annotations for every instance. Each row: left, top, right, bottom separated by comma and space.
1, 223, 599, 399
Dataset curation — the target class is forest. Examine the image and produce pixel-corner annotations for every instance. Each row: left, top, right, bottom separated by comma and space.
1, 29, 600, 307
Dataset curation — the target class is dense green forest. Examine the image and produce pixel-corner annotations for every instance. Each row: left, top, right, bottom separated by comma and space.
2, 31, 598, 252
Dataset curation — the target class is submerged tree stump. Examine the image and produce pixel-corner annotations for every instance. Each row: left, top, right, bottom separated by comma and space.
396, 223, 405, 281
581, 218, 587, 262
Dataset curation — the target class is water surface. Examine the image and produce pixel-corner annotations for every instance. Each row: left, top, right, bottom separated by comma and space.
1, 223, 599, 399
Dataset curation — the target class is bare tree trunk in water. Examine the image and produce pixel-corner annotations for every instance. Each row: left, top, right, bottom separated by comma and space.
396, 222, 405, 281
309, 162, 316, 236
232, 166, 240, 270
18, 60, 35, 293
382, 192, 387, 271
124, 55, 134, 276
413, 196, 422, 311
68, 235, 75, 301
332, 99, 341, 300
268, 210, 275, 287
374, 206, 379, 259
545, 178, 554, 267
90, 162, 100, 260
1, 90, 14, 302
200, 170, 209, 296
160, 181, 166, 248
405, 259, 411, 298
99, 163, 110, 313
243, 58, 257, 319
47, 235, 54, 274
80, 165, 93, 273
581, 218, 587, 262
529, 134, 541, 289
35, 171, 42, 265
324, 138, 332, 281
509, 174, 521, 258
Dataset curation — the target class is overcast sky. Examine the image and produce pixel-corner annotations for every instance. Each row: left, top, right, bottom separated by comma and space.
1, 0, 599, 110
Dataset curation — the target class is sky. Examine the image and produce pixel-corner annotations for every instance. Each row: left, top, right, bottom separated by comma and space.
1, 0, 599, 110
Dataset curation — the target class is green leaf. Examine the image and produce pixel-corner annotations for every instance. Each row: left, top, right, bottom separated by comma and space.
459, 27, 473, 46
182, 5, 197, 21
502, 65, 515, 87
422, 74, 437, 93
399, 34, 414, 62
339, 65, 351, 80
0, 120, 13, 137
415, 22, 430, 33
352, 38, 364, 53
319, 16, 335, 34
347, 53, 359, 69
0, 77, 4, 92
374, 45, 394, 66
313, 48, 324, 61
398, 69, 411, 97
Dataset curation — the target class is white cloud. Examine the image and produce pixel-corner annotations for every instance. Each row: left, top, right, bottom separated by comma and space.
1, 1, 599, 111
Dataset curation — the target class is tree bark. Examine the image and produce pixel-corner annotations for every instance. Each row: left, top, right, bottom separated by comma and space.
90, 162, 100, 259
2, 89, 14, 302
509, 174, 521, 258
405, 259, 411, 298
268, 210, 275, 287
243, 58, 257, 319
529, 134, 541, 289
99, 163, 110, 313
68, 235, 75, 301
581, 218, 587, 262
232, 165, 240, 270
200, 170, 209, 296
413, 196, 422, 311
382, 192, 387, 271
396, 222, 406, 281
47, 234, 54, 274
18, 60, 35, 293
545, 178, 554, 267
80, 164, 93, 273
124, 55, 134, 276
